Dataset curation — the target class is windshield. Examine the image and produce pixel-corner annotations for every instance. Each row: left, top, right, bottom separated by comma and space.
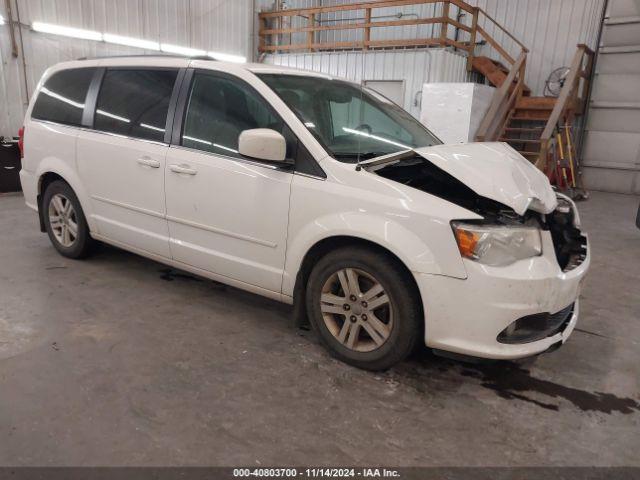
258, 74, 441, 162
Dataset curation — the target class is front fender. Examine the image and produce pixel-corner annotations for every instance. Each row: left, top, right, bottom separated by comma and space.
282, 211, 468, 297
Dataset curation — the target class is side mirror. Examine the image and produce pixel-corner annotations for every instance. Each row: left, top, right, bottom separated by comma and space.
238, 128, 287, 163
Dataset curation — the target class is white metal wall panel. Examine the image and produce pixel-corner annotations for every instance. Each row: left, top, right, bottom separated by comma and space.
263, 48, 468, 118
0, 0, 253, 137
582, 0, 640, 193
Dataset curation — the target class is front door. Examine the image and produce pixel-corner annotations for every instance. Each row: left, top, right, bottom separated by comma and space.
164, 71, 293, 293
77, 68, 180, 257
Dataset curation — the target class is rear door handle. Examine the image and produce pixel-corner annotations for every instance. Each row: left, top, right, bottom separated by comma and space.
137, 157, 161, 168
169, 164, 197, 176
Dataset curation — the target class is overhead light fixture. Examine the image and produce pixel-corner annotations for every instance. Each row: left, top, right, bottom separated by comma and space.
32, 21, 103, 41
31, 20, 245, 62
103, 33, 160, 51
0, 15, 5, 25
207, 51, 246, 64
160, 44, 206, 57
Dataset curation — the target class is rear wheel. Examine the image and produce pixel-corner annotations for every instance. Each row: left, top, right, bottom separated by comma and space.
306, 246, 421, 371
43, 180, 94, 259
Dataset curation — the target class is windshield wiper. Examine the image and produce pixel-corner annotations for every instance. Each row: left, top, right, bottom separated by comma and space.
357, 149, 415, 171
333, 152, 388, 162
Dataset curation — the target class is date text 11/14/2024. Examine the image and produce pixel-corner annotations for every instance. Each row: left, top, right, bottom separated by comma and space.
232, 468, 401, 478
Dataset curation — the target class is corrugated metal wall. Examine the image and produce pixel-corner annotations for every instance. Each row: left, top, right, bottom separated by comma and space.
263, 48, 468, 118
259, 0, 606, 96
471, 0, 605, 97
0, 0, 607, 138
0, 0, 254, 137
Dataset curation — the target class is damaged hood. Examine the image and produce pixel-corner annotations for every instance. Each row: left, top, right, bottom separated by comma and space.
413, 142, 557, 215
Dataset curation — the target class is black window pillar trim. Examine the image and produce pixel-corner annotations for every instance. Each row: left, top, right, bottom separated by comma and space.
170, 68, 194, 146
82, 68, 105, 128
164, 68, 187, 145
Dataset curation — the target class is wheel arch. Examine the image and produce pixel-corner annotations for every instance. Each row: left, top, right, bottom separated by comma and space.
36, 164, 95, 233
291, 235, 424, 330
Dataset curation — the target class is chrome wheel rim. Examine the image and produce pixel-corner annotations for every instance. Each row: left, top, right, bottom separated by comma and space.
48, 194, 78, 248
320, 268, 393, 352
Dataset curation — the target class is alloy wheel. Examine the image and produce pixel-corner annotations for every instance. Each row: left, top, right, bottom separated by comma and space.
48, 193, 78, 248
320, 267, 394, 352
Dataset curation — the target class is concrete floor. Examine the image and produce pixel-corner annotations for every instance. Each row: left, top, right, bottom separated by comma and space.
0, 191, 639, 467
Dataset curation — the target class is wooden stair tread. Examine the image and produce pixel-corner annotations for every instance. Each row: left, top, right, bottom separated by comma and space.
515, 96, 557, 110
500, 138, 542, 143
504, 127, 544, 132
510, 116, 548, 122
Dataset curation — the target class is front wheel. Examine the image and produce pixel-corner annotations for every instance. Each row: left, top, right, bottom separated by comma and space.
43, 180, 95, 259
306, 247, 421, 371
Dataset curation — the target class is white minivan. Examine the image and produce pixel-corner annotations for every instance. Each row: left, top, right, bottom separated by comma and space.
19, 56, 590, 370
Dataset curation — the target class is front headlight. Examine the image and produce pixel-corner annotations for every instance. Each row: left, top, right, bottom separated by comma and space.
452, 222, 542, 266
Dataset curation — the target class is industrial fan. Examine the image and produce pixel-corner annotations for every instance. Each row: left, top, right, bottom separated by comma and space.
544, 66, 571, 97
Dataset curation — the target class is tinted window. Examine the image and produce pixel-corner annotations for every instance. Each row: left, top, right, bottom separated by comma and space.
182, 72, 283, 158
32, 68, 95, 126
95, 69, 178, 142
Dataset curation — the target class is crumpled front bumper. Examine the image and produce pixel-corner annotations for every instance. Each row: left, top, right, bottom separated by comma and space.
415, 230, 590, 360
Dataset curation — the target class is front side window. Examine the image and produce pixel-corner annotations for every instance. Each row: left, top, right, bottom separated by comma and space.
94, 69, 178, 142
181, 72, 283, 158
258, 74, 441, 162
32, 68, 95, 126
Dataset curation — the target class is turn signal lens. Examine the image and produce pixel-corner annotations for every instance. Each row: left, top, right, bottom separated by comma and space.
454, 228, 479, 258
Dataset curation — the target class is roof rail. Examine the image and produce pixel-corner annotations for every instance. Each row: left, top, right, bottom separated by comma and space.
75, 54, 216, 61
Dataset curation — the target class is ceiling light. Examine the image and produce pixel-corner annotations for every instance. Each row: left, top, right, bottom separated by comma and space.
32, 21, 103, 41
207, 51, 246, 63
0, 15, 5, 25
103, 33, 160, 51
160, 44, 206, 57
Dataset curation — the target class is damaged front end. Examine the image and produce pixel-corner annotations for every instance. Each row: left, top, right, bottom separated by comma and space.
368, 150, 587, 272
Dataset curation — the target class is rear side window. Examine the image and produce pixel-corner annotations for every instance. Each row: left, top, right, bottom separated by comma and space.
31, 68, 95, 126
181, 72, 283, 158
94, 69, 178, 142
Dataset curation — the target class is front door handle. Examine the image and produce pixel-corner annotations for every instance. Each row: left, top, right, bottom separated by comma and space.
169, 164, 198, 176
137, 157, 160, 168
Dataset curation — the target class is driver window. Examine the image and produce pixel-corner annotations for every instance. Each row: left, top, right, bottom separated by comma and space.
182, 72, 283, 158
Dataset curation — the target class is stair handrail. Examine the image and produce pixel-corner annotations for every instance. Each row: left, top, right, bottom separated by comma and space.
475, 51, 527, 142
536, 44, 595, 170
258, 0, 524, 65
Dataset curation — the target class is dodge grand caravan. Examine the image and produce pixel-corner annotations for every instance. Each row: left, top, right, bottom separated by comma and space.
19, 57, 590, 370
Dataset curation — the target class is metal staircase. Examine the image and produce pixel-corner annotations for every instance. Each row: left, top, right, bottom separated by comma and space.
475, 46, 594, 187
581, 0, 640, 194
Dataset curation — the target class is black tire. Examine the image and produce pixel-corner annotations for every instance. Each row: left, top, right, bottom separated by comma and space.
42, 180, 95, 259
306, 246, 422, 371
